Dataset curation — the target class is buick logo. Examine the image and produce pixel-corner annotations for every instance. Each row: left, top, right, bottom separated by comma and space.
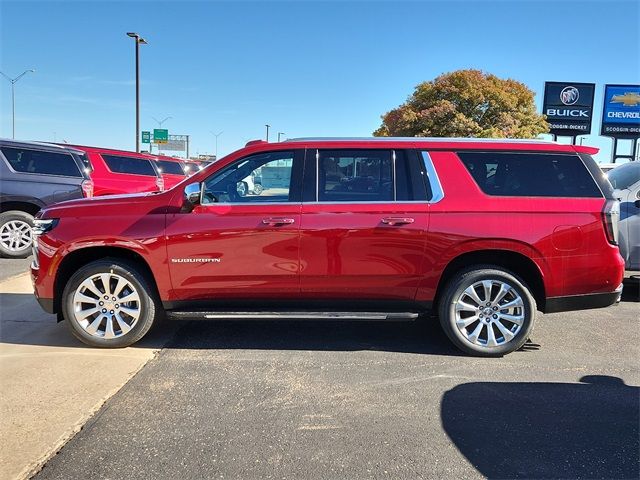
560, 86, 580, 105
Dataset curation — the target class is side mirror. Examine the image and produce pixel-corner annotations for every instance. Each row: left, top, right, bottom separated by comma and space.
183, 182, 202, 212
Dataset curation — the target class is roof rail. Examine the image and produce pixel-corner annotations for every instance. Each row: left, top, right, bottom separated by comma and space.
283, 136, 555, 144
245, 139, 268, 147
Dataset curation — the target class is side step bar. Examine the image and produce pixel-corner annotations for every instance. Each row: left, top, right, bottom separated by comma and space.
166, 311, 421, 321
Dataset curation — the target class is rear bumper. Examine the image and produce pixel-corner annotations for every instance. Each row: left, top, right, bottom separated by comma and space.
544, 284, 623, 314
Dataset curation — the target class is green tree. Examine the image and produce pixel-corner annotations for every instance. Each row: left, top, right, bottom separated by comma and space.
374, 69, 549, 138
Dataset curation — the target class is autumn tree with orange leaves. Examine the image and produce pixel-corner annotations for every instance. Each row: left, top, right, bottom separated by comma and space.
374, 69, 548, 139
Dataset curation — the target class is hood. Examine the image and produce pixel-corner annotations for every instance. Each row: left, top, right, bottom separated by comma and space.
40, 190, 169, 218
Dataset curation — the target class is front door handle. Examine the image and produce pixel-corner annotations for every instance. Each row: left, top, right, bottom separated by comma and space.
262, 217, 295, 226
381, 217, 415, 226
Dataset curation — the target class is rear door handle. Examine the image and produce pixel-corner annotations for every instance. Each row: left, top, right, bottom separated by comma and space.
262, 217, 295, 225
381, 217, 415, 226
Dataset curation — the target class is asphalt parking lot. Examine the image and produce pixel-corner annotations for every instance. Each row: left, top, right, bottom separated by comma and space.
1, 258, 638, 479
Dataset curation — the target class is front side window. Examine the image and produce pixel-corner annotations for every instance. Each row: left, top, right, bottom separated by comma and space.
1, 147, 82, 177
318, 150, 393, 202
102, 155, 157, 176
458, 152, 602, 197
202, 151, 295, 204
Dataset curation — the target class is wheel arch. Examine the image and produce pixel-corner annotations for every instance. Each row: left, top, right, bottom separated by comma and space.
54, 246, 161, 317
0, 200, 42, 216
433, 249, 546, 312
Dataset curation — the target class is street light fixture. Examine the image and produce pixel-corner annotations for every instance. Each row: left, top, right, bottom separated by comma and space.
0, 69, 35, 139
277, 132, 285, 142
126, 32, 147, 152
152, 116, 172, 127
265, 124, 270, 142
210, 130, 223, 159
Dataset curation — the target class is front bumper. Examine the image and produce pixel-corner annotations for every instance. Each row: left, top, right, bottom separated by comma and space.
544, 284, 623, 314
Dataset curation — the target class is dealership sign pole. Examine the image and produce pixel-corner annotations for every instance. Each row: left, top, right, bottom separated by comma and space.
600, 84, 640, 163
542, 82, 596, 144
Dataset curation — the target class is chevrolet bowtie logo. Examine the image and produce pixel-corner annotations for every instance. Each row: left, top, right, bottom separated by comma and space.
610, 92, 640, 107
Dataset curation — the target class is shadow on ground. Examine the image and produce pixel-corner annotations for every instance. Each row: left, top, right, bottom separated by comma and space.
441, 375, 639, 479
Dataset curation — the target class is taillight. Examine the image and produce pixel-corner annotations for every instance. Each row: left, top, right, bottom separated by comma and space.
156, 176, 165, 191
81, 179, 94, 198
602, 200, 620, 245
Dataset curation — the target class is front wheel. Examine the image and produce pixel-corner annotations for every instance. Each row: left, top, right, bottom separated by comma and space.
62, 258, 159, 348
0, 210, 34, 258
438, 266, 536, 357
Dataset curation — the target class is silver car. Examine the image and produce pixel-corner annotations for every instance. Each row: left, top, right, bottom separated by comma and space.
608, 162, 640, 271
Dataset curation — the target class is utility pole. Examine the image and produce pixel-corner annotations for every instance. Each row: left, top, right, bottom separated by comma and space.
265, 124, 270, 142
0, 69, 35, 139
127, 32, 147, 152
278, 132, 285, 142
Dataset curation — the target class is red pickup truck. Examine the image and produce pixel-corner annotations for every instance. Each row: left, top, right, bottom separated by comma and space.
31, 137, 624, 356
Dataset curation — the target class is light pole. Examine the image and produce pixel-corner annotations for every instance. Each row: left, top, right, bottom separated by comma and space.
127, 32, 147, 152
277, 132, 285, 142
265, 124, 270, 142
210, 130, 223, 159
0, 69, 35, 139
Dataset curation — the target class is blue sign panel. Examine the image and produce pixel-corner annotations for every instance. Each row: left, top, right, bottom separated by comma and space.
601, 84, 640, 137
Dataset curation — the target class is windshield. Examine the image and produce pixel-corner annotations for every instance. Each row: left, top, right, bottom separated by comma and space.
607, 162, 640, 190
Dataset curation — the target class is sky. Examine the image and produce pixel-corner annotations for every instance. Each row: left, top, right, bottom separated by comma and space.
1, 0, 639, 163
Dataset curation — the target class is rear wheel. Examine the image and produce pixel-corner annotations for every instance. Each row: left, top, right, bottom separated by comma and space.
62, 259, 159, 348
438, 265, 536, 356
0, 210, 34, 258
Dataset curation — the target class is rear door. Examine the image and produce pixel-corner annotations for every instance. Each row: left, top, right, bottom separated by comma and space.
166, 149, 304, 302
299, 148, 430, 301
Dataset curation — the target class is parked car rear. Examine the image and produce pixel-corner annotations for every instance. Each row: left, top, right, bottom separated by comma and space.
607, 162, 640, 270
67, 145, 164, 196
0, 139, 92, 258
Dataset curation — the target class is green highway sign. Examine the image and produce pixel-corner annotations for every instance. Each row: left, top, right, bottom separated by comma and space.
153, 128, 169, 144
141, 131, 151, 143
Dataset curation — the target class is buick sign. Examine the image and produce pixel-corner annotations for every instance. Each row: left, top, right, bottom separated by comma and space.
543, 82, 595, 136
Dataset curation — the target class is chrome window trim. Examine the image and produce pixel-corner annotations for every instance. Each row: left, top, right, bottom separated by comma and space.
392, 149, 397, 201
421, 151, 445, 203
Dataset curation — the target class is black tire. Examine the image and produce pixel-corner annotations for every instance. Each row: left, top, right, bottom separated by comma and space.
438, 265, 536, 357
61, 258, 160, 348
237, 181, 248, 197
0, 210, 34, 258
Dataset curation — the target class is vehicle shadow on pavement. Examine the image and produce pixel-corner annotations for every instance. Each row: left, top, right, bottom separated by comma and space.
622, 276, 639, 302
163, 317, 466, 356
441, 375, 639, 479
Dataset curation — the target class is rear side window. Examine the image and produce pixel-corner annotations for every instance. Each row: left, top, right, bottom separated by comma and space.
1, 146, 82, 177
155, 160, 186, 176
102, 155, 157, 176
318, 150, 393, 202
458, 152, 602, 198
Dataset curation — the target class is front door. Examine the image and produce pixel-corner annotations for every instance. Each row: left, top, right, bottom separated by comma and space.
166, 149, 304, 302
299, 149, 430, 302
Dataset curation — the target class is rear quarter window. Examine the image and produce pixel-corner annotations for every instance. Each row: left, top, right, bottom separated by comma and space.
1, 146, 82, 177
156, 160, 186, 176
457, 152, 602, 198
102, 154, 157, 176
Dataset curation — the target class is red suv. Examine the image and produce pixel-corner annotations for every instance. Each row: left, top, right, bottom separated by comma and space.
68, 145, 164, 196
31, 138, 624, 356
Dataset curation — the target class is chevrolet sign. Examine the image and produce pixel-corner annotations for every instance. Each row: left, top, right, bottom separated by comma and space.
542, 82, 595, 136
601, 84, 640, 138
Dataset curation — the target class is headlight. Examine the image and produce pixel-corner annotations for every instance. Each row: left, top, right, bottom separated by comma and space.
32, 218, 59, 236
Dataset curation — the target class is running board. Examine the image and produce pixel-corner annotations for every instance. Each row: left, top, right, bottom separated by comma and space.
166, 311, 420, 321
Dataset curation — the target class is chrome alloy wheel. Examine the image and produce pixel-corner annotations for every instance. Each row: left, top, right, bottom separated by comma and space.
0, 220, 32, 252
454, 280, 525, 348
72, 273, 141, 339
